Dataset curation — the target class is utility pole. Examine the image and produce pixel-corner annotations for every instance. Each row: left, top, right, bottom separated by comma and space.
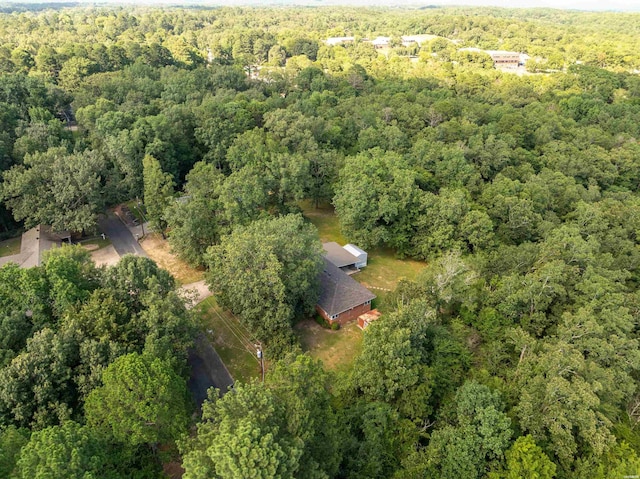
137, 197, 146, 237
256, 343, 264, 383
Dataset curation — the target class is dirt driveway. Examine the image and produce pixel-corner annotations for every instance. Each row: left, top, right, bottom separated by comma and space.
89, 244, 120, 267
180, 280, 213, 308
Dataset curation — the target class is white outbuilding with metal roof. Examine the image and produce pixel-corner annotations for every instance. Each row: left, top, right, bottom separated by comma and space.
343, 244, 368, 268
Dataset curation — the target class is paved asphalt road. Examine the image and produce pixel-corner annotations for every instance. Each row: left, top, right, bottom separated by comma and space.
188, 334, 235, 406
98, 213, 148, 257
98, 212, 233, 403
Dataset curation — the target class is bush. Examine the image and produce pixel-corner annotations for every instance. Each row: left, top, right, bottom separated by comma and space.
314, 314, 332, 329
330, 322, 340, 331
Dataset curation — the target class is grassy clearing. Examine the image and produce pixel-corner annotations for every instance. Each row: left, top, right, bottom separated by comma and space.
140, 233, 204, 285
79, 236, 112, 250
301, 203, 426, 290
0, 236, 21, 258
196, 296, 260, 383
356, 248, 425, 291
296, 319, 363, 373
300, 200, 346, 244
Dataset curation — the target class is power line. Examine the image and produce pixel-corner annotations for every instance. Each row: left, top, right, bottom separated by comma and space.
208, 304, 260, 363
213, 305, 255, 347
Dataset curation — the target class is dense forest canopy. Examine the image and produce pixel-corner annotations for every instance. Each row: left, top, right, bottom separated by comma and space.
1, 4, 640, 478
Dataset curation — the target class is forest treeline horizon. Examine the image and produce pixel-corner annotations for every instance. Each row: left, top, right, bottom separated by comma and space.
0, 5, 639, 479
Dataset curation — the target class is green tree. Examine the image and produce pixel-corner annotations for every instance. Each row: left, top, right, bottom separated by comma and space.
84, 352, 190, 447
268, 45, 287, 66
15, 421, 121, 479
0, 426, 28, 478
572, 441, 640, 479
421, 381, 512, 479
0, 328, 78, 429
333, 149, 421, 252
58, 57, 95, 90
497, 435, 556, 479
165, 161, 225, 266
42, 245, 100, 316
1, 147, 106, 233
102, 255, 175, 313
181, 383, 302, 479
10, 49, 34, 74
352, 303, 434, 420
514, 340, 617, 469
267, 354, 342, 478
226, 128, 311, 212
142, 155, 174, 238
194, 101, 254, 168
340, 400, 408, 479
204, 214, 323, 349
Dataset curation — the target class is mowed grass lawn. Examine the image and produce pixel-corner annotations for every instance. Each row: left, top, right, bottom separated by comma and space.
196, 296, 261, 383
302, 202, 426, 290
295, 319, 363, 374
79, 236, 112, 250
0, 236, 21, 258
299, 202, 427, 371
301, 201, 347, 245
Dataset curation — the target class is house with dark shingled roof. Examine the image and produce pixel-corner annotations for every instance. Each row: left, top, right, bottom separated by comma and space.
316, 250, 376, 326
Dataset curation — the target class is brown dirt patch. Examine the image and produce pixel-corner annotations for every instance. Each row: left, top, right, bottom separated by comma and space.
90, 245, 120, 267
140, 233, 204, 285
162, 462, 184, 479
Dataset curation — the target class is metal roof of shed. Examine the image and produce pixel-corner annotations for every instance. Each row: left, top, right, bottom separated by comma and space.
322, 242, 358, 268
344, 244, 366, 257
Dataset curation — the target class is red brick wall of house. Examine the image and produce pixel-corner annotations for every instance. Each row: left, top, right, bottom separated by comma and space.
316, 303, 372, 326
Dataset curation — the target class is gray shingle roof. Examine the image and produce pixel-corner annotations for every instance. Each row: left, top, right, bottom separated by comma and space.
0, 225, 61, 269
322, 241, 358, 268
317, 257, 376, 317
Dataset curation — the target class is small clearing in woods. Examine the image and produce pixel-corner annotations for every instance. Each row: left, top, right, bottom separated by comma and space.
0, 236, 21, 258
140, 233, 204, 285
356, 248, 425, 291
296, 319, 363, 373
302, 202, 426, 290
299, 202, 426, 372
301, 201, 347, 245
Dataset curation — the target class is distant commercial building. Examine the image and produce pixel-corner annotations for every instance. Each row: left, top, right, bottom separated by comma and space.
325, 36, 355, 46
356, 34, 439, 49
400, 34, 439, 47
371, 36, 391, 49
486, 50, 521, 67
459, 47, 525, 68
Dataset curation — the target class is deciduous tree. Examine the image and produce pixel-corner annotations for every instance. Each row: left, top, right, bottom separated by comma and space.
84, 352, 190, 447
142, 154, 174, 238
